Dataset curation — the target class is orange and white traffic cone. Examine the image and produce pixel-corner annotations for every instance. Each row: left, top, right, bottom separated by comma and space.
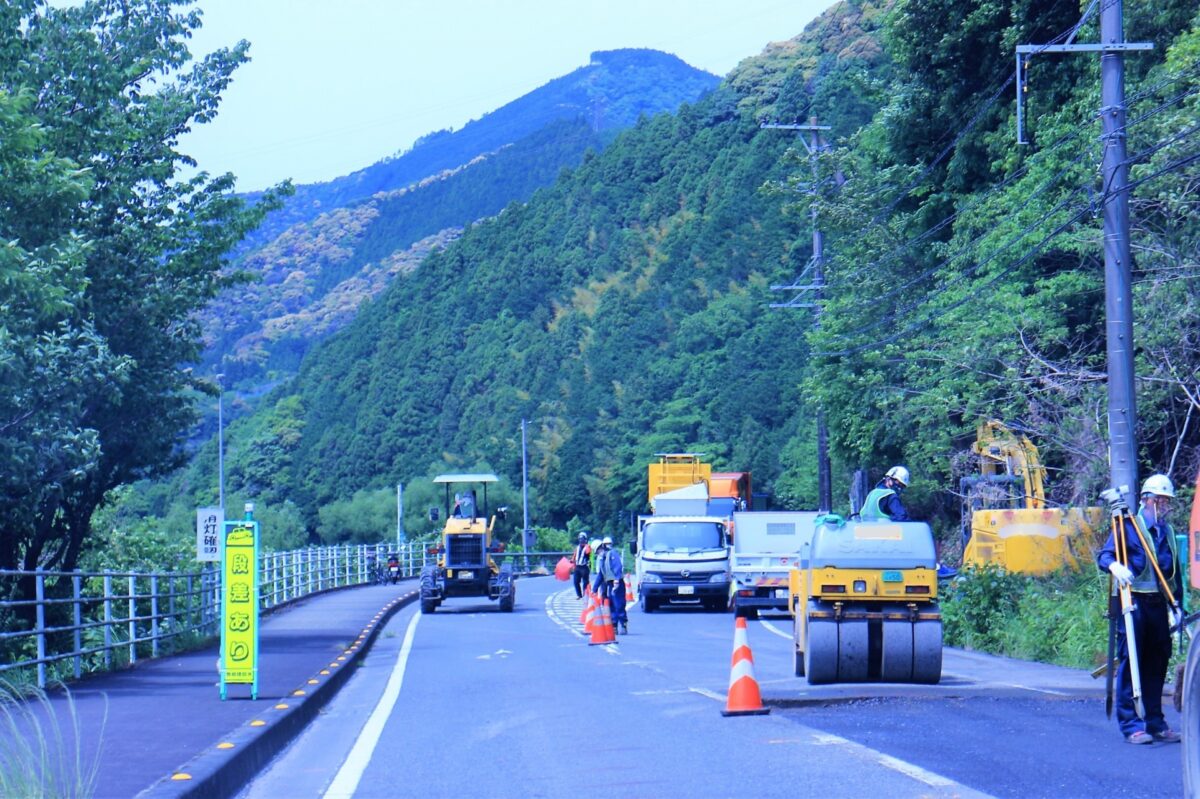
624, 575, 635, 603
721, 616, 770, 716
582, 592, 597, 633
590, 598, 617, 645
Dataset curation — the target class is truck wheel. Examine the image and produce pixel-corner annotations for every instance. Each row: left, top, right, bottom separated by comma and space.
640, 594, 656, 613
421, 599, 436, 614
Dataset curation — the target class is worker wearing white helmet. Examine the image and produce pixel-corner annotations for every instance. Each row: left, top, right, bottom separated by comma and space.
1096, 473, 1183, 745
592, 536, 628, 635
860, 466, 911, 522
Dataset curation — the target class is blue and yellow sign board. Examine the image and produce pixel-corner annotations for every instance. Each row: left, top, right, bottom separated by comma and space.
220, 513, 259, 700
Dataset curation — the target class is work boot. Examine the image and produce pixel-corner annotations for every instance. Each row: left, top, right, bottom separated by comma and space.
1126, 730, 1153, 745
1152, 729, 1182, 743
620, 623, 628, 635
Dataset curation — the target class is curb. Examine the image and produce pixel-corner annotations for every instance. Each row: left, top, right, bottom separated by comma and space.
135, 586, 419, 799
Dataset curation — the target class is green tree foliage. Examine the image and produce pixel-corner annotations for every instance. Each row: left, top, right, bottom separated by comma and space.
0, 0, 285, 573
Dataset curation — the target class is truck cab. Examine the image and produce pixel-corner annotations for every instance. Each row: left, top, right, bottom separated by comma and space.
631, 514, 731, 612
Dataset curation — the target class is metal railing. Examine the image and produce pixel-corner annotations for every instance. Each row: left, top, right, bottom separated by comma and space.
0, 542, 429, 689
0, 543, 577, 688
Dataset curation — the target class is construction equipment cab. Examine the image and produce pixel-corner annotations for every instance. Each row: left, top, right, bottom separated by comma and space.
420, 473, 514, 613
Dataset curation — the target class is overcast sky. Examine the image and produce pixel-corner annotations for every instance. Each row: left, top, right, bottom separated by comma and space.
179, 0, 836, 192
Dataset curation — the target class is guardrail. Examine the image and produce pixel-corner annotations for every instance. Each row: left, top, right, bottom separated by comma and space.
0, 543, 575, 689
0, 542, 431, 689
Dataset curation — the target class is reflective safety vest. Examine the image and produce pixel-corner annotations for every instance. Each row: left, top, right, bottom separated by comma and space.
1131, 510, 1177, 595
861, 487, 895, 521
573, 544, 589, 567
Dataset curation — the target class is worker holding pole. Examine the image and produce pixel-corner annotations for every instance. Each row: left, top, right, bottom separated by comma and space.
1096, 474, 1184, 745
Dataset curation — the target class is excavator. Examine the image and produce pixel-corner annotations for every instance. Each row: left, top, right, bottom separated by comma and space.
960, 420, 1103, 574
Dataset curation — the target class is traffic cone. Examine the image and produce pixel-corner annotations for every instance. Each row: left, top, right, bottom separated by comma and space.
579, 588, 593, 624
590, 598, 617, 645
721, 616, 770, 716
624, 576, 635, 602
582, 593, 597, 633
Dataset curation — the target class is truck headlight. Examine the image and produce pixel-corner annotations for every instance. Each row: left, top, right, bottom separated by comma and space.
708, 573, 728, 583
642, 573, 662, 583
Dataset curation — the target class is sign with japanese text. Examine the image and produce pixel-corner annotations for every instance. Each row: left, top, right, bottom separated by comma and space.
220, 519, 259, 698
196, 507, 222, 562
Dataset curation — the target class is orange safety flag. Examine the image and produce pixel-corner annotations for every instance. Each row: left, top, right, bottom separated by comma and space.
555, 556, 573, 581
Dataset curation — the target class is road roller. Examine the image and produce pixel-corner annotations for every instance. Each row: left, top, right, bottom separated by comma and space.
789, 515, 942, 684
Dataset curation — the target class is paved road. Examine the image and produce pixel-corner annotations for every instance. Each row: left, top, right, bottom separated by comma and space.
25, 582, 414, 799
242, 577, 1025, 798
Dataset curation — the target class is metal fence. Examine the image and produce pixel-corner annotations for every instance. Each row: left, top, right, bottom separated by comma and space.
0, 544, 579, 689
0, 542, 431, 689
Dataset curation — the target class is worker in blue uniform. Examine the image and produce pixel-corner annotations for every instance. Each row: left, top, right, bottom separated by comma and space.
1096, 474, 1183, 745
861, 466, 956, 580
860, 465, 911, 521
593, 537, 627, 635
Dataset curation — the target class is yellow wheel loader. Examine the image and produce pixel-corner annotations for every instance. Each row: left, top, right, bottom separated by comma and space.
789, 515, 941, 684
419, 474, 514, 613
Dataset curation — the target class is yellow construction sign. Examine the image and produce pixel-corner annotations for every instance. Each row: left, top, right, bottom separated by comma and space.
220, 509, 259, 700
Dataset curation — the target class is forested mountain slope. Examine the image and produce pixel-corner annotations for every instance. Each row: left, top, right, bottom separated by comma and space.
151, 0, 1200, 548
199, 51, 719, 387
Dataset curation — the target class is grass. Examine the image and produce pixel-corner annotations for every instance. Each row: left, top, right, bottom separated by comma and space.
942, 564, 1109, 669
0, 680, 106, 799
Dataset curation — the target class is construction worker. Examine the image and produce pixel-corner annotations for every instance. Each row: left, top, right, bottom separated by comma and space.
571, 532, 591, 600
860, 466, 910, 521
1096, 473, 1183, 745
593, 537, 628, 635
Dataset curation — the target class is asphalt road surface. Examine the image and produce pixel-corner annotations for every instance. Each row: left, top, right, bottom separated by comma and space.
237, 576, 1183, 798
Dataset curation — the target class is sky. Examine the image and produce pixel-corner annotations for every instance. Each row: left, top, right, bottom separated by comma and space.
178, 0, 837, 192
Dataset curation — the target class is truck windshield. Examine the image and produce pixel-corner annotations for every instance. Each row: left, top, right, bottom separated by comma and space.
642, 521, 724, 551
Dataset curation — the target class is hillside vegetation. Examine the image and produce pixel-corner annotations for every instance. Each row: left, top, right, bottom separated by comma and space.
140, 0, 1200, 554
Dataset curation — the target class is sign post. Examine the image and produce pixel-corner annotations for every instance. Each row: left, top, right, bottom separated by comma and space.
220, 502, 260, 700
197, 507, 222, 562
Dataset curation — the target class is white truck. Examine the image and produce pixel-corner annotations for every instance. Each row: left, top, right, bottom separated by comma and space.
630, 483, 732, 612
729, 511, 819, 618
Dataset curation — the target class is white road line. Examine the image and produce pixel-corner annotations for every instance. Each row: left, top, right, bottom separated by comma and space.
544, 590, 586, 638
811, 732, 982, 793
322, 611, 421, 799
757, 618, 792, 640
688, 687, 726, 702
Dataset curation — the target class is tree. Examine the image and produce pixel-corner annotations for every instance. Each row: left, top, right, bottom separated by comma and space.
0, 1, 287, 573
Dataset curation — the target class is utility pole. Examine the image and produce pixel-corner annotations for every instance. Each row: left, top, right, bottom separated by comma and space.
763, 119, 834, 513
216, 373, 225, 514
521, 418, 531, 550
396, 482, 404, 548
1016, 1, 1151, 495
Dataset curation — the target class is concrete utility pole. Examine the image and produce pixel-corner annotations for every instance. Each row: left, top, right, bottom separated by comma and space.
396, 482, 405, 548
1016, 0, 1151, 496
763, 119, 834, 513
521, 418, 531, 550
216, 373, 225, 514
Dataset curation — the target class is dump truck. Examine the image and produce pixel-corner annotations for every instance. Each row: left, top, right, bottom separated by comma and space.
419, 473, 514, 613
789, 515, 942, 684
730, 511, 819, 618
961, 420, 1103, 574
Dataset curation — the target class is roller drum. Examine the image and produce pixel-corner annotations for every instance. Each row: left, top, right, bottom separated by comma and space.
912, 618, 943, 684
805, 618, 838, 685
880, 619, 915, 682
837, 618, 870, 681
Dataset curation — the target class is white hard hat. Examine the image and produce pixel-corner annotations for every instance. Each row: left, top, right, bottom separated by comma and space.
602, 536, 613, 546
885, 465, 910, 487
1141, 474, 1175, 498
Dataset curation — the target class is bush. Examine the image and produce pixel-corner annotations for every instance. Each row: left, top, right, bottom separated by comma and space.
941, 564, 1110, 669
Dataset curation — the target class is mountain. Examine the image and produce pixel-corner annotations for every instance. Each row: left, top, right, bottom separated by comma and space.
240, 49, 721, 247
161, 0, 1200, 549
202, 49, 719, 385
